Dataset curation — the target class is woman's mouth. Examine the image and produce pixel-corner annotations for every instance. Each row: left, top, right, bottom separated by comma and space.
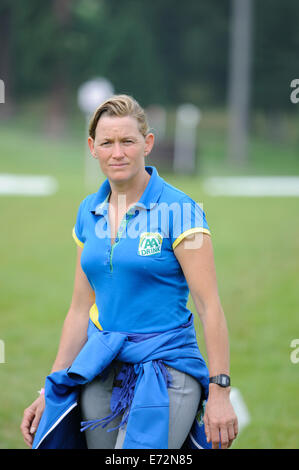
109, 163, 128, 168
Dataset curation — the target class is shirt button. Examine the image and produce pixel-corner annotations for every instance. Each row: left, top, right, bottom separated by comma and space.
115, 237, 119, 243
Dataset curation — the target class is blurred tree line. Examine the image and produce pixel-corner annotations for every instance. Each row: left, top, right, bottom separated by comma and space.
1, 0, 299, 130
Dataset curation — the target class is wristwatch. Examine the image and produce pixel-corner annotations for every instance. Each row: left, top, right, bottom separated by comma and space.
209, 374, 231, 387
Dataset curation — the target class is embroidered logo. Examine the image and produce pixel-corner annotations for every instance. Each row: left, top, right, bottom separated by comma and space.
138, 232, 163, 256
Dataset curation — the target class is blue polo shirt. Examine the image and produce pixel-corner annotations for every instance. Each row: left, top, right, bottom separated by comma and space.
72, 166, 211, 334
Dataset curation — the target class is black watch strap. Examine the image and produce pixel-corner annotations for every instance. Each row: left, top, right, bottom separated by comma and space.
209, 374, 231, 387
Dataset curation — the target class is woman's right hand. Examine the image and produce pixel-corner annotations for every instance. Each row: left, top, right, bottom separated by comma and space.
20, 394, 45, 448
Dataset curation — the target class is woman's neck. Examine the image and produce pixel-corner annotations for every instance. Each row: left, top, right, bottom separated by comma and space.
109, 168, 150, 210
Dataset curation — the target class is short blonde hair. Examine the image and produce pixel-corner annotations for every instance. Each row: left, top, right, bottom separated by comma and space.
89, 94, 150, 139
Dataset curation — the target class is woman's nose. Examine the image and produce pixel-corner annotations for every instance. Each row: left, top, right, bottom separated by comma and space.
111, 142, 124, 158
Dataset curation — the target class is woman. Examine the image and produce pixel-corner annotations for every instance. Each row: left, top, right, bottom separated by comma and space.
21, 94, 238, 449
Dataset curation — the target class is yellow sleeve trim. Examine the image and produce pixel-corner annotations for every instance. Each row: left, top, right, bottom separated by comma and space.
172, 227, 211, 250
72, 227, 84, 249
89, 303, 103, 331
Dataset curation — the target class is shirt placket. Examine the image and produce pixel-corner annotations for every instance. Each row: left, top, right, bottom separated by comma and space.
108, 209, 137, 273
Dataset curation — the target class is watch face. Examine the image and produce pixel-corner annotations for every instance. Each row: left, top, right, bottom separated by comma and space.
209, 374, 230, 387
220, 375, 230, 386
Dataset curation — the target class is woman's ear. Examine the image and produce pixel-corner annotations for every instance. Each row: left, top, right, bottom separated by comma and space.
144, 133, 155, 156
88, 137, 97, 159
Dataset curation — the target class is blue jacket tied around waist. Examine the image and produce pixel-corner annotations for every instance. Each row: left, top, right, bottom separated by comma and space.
32, 316, 211, 449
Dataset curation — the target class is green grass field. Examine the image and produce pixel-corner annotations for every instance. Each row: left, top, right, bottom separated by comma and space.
0, 112, 298, 449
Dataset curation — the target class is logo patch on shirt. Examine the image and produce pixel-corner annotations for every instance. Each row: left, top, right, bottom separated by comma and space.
138, 232, 163, 256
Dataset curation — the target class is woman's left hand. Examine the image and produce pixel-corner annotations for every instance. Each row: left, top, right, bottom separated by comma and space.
203, 386, 238, 449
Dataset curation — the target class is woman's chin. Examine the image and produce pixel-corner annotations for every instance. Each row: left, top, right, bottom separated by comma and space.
107, 166, 131, 182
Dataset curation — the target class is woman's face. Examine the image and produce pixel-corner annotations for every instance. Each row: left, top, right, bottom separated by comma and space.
88, 115, 154, 185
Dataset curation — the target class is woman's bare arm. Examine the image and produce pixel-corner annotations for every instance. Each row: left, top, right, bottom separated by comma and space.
174, 232, 238, 449
21, 246, 94, 447
51, 246, 95, 372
